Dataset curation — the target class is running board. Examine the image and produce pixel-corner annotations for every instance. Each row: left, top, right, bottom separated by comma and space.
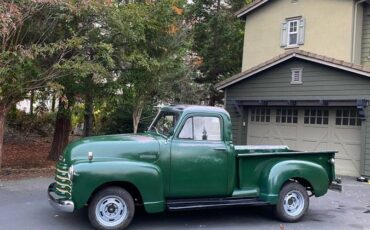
167, 197, 268, 211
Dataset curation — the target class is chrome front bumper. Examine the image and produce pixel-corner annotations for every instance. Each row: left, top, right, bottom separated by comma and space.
48, 183, 74, 213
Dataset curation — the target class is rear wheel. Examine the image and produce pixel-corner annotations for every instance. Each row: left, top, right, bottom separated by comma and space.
275, 182, 309, 222
88, 187, 135, 230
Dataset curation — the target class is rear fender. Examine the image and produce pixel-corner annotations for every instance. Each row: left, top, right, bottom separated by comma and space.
259, 160, 329, 204
71, 160, 164, 213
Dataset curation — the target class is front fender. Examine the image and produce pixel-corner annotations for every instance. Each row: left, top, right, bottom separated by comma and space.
259, 160, 329, 204
71, 160, 164, 213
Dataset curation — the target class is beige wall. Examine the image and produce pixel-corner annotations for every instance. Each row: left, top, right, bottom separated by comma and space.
354, 3, 363, 65
242, 0, 355, 71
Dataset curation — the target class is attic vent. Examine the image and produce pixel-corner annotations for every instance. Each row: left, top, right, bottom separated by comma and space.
291, 68, 303, 84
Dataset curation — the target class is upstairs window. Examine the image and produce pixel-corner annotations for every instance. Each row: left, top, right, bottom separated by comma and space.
281, 18, 305, 48
288, 20, 299, 46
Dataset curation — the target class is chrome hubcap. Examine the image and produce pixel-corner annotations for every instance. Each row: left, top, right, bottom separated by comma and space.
96, 195, 128, 227
283, 190, 305, 217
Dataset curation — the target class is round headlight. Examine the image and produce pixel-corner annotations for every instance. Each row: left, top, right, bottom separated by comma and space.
68, 165, 74, 181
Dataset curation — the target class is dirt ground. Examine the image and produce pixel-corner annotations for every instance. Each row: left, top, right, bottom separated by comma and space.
1, 136, 56, 181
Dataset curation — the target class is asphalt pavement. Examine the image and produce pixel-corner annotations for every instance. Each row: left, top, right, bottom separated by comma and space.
0, 176, 369, 230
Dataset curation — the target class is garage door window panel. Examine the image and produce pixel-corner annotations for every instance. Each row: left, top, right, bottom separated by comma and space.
304, 109, 329, 125
336, 109, 361, 126
251, 108, 271, 123
276, 108, 298, 124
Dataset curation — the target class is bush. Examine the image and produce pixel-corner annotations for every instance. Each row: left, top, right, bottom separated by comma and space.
6, 109, 56, 137
97, 105, 156, 135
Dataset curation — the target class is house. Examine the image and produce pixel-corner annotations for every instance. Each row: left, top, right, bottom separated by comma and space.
216, 0, 370, 177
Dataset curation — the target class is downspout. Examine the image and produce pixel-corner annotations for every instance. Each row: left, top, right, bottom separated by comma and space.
352, 0, 367, 63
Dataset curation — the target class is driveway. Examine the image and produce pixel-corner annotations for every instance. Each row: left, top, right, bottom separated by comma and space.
0, 176, 369, 230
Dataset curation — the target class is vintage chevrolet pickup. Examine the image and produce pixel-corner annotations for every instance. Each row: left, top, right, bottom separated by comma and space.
48, 105, 342, 230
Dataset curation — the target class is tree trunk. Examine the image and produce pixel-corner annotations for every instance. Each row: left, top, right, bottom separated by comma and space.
51, 93, 56, 112
132, 105, 143, 134
48, 98, 72, 161
83, 91, 94, 137
0, 104, 10, 171
30, 90, 34, 115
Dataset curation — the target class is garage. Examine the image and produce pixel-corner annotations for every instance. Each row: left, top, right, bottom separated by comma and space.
247, 107, 361, 176
216, 50, 370, 177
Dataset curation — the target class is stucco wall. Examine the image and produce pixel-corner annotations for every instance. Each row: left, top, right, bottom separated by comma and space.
361, 4, 370, 66
242, 0, 355, 70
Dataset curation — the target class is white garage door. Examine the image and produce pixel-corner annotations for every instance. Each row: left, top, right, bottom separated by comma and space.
247, 107, 362, 177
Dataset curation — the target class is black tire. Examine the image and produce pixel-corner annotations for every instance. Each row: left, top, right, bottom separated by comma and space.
274, 182, 309, 222
88, 187, 135, 230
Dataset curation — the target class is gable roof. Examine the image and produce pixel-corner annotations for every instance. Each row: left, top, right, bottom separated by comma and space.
216, 49, 370, 90
235, 0, 270, 18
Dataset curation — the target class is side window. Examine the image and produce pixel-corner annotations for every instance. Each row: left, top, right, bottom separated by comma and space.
194, 117, 221, 141
178, 116, 222, 141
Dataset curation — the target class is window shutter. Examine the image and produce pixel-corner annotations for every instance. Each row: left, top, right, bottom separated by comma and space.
298, 18, 305, 45
281, 22, 288, 47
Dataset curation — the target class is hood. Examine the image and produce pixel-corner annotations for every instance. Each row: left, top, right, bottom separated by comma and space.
62, 133, 160, 164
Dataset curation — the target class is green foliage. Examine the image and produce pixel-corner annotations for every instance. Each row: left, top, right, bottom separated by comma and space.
6, 109, 56, 136
186, 0, 245, 105
102, 0, 190, 132
96, 98, 156, 134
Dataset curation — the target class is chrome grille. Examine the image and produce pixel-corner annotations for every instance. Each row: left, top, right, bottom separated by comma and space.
55, 161, 72, 199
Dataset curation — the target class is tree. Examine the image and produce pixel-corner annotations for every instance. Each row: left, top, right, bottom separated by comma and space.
0, 1, 85, 169
186, 0, 246, 105
48, 1, 114, 160
107, 0, 188, 133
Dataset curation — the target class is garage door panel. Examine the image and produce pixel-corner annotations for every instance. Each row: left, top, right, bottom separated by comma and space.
272, 125, 298, 139
247, 107, 361, 176
333, 144, 361, 161
299, 141, 329, 152
335, 159, 360, 177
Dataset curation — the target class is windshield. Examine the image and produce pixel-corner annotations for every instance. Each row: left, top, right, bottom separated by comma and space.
148, 111, 180, 136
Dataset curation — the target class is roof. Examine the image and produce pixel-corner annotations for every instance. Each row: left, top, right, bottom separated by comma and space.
216, 49, 370, 90
161, 104, 227, 114
235, 0, 270, 18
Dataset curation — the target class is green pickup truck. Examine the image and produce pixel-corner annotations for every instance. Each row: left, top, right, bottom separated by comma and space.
48, 105, 342, 230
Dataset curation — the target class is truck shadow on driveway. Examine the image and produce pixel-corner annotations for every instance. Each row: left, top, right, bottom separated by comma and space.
69, 205, 281, 229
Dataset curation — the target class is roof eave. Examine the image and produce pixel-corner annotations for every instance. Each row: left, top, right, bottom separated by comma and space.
216, 53, 370, 90
235, 0, 270, 19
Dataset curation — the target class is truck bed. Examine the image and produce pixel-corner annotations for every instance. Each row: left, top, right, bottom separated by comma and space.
233, 145, 337, 200
235, 145, 336, 156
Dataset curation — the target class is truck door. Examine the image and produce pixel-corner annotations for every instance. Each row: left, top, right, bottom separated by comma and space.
169, 115, 229, 197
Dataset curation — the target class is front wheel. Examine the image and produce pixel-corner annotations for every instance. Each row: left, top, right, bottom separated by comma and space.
274, 182, 309, 222
88, 187, 135, 230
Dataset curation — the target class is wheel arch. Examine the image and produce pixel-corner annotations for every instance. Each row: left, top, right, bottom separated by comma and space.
71, 160, 166, 213
259, 160, 329, 204
87, 181, 143, 206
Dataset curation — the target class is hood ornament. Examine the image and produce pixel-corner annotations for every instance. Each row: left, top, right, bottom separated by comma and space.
88, 152, 93, 161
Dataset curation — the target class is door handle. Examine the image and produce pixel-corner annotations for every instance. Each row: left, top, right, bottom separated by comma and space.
214, 147, 227, 151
